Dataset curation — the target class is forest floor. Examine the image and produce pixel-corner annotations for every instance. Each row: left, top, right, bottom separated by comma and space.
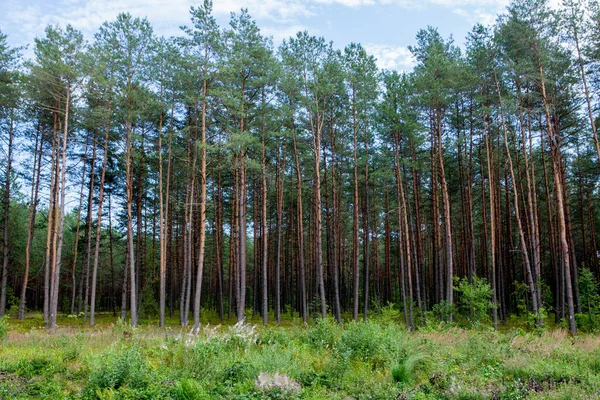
1, 311, 600, 399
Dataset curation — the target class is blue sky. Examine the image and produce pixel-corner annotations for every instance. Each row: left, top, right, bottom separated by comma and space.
1, 0, 546, 71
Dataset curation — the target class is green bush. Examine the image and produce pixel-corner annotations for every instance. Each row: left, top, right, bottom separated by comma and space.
431, 300, 455, 323
86, 344, 149, 397
578, 267, 600, 332
336, 321, 388, 363
454, 276, 495, 326
305, 318, 340, 349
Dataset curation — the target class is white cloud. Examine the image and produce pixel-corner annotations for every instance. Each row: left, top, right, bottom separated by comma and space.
313, 0, 376, 7
212, 0, 314, 21
0, 0, 314, 52
364, 43, 414, 71
452, 7, 501, 27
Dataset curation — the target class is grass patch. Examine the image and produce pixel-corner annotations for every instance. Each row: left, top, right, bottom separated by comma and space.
0, 312, 599, 398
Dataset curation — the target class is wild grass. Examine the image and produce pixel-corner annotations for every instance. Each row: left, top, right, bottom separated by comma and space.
1, 311, 600, 398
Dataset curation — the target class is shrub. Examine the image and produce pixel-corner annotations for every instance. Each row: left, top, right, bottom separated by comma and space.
305, 318, 340, 349
86, 344, 149, 396
432, 300, 455, 324
336, 321, 388, 363
138, 283, 159, 320
454, 276, 495, 326
578, 267, 600, 332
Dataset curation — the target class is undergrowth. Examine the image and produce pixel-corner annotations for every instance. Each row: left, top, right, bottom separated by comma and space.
0, 312, 599, 399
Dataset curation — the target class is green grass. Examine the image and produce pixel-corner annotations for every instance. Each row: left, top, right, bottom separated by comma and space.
1, 312, 600, 399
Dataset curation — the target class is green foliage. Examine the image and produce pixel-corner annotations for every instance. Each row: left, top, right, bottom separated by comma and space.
2, 318, 600, 398
172, 379, 212, 400
513, 281, 531, 318
577, 267, 600, 332
16, 355, 53, 378
392, 351, 433, 384
336, 321, 392, 366
432, 300, 455, 323
305, 317, 340, 349
0, 315, 8, 343
371, 302, 403, 325
454, 276, 495, 326
138, 283, 159, 320
86, 344, 149, 396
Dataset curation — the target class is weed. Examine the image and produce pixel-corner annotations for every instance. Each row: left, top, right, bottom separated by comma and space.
0, 315, 8, 343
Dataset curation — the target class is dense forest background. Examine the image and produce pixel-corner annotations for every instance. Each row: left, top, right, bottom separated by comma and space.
1, 0, 599, 334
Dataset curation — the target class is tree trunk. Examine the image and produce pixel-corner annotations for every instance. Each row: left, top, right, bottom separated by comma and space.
0, 109, 15, 317
292, 133, 307, 322
193, 78, 208, 331
19, 123, 43, 320
49, 86, 71, 330
90, 105, 112, 327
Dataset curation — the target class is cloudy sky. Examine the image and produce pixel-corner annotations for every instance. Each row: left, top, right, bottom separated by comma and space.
1, 0, 521, 71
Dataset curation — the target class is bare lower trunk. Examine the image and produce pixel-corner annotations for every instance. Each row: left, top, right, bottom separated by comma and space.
275, 146, 285, 324
292, 134, 307, 322
193, 82, 208, 331
19, 125, 43, 320
536, 56, 576, 334
125, 121, 137, 327
237, 155, 247, 322
0, 110, 15, 317
90, 108, 111, 327
49, 88, 71, 330
495, 75, 540, 323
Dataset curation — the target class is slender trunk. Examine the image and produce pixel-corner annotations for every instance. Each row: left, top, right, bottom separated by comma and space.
69, 136, 90, 317
90, 105, 112, 327
19, 123, 43, 320
125, 117, 137, 327
363, 127, 370, 322
82, 139, 97, 322
0, 109, 15, 317
411, 140, 426, 315
193, 78, 208, 331
395, 131, 414, 330
352, 97, 360, 322
313, 124, 326, 320
108, 194, 116, 317
121, 244, 128, 320
516, 80, 542, 315
215, 155, 224, 320
535, 52, 575, 334
49, 87, 71, 330
436, 108, 453, 315
237, 153, 247, 322
292, 133, 307, 322
484, 117, 499, 330
329, 127, 341, 323
275, 145, 285, 324
158, 94, 171, 328
44, 115, 59, 323
260, 89, 269, 326
495, 75, 540, 323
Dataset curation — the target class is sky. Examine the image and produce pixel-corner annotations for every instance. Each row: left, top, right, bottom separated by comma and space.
1, 0, 542, 72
